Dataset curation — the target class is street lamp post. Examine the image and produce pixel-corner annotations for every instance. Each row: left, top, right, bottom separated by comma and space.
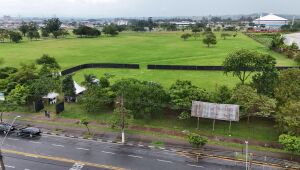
0, 115, 21, 170
245, 141, 249, 170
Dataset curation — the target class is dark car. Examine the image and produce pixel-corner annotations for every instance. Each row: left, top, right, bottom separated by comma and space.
17, 127, 41, 138
0, 123, 15, 134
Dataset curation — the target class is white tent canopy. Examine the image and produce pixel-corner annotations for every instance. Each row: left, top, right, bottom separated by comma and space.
43, 92, 59, 99
74, 81, 86, 95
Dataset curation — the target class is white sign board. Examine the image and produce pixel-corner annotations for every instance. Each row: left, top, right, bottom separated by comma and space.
191, 101, 239, 122
0, 93, 4, 101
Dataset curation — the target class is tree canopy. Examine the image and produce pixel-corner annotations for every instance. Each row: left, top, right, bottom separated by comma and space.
112, 79, 168, 119
73, 25, 101, 37
203, 32, 217, 47
102, 25, 119, 36
44, 18, 62, 38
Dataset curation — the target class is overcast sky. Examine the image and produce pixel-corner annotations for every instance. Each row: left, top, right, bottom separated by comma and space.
1, 0, 300, 18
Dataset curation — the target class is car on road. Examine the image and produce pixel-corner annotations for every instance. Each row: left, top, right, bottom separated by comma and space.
17, 127, 41, 138
0, 123, 15, 134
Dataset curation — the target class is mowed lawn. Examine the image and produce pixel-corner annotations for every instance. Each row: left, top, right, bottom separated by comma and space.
0, 31, 297, 89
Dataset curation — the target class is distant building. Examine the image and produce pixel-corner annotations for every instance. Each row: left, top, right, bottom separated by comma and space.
117, 20, 128, 26
170, 21, 196, 28
253, 14, 288, 29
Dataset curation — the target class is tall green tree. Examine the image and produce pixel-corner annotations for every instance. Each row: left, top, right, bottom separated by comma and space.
276, 101, 300, 135
203, 32, 217, 47
231, 85, 276, 123
9, 31, 22, 43
80, 85, 114, 113
6, 84, 29, 105
223, 49, 259, 84
251, 54, 278, 97
27, 22, 40, 40
181, 33, 191, 41
112, 79, 167, 119
169, 80, 211, 120
0, 29, 9, 42
274, 69, 300, 105
19, 21, 28, 36
221, 32, 231, 40
62, 75, 76, 100
102, 25, 119, 36
36, 54, 60, 70
44, 18, 62, 38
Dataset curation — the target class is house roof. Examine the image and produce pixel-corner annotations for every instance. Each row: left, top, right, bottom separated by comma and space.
43, 92, 59, 99
255, 14, 288, 21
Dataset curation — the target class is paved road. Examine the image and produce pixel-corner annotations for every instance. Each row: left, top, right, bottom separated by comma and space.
284, 32, 300, 49
0, 133, 275, 170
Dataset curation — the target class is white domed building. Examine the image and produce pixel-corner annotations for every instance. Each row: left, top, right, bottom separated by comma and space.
253, 14, 288, 30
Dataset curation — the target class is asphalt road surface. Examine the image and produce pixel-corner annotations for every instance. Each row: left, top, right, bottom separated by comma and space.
0, 133, 276, 170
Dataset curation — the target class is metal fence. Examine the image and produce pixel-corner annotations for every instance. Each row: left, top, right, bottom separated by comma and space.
148, 64, 300, 71
61, 63, 140, 75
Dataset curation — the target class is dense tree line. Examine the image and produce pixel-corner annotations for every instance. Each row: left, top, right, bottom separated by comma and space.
73, 25, 101, 37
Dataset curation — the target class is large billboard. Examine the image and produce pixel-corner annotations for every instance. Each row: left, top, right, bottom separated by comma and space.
191, 101, 239, 122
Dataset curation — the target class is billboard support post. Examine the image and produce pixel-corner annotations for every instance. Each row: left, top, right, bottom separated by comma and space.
197, 117, 200, 130
212, 119, 216, 131
229, 120, 232, 136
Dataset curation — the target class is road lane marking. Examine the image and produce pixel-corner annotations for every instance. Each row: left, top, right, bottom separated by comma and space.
5, 165, 15, 168
3, 149, 125, 170
157, 159, 173, 163
70, 163, 84, 170
7, 138, 19, 141
76, 148, 89, 151
102, 151, 115, 155
42, 134, 122, 146
187, 164, 204, 168
52, 144, 64, 147
25, 154, 38, 158
29, 141, 41, 144
24, 169, 31, 170
128, 155, 143, 159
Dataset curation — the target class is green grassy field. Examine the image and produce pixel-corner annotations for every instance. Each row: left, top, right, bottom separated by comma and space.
0, 31, 297, 89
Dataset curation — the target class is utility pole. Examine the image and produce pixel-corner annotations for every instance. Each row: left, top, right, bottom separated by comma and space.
0, 149, 5, 170
245, 141, 249, 170
120, 93, 125, 144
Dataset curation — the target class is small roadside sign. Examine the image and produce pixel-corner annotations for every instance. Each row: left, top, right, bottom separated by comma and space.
0, 93, 4, 101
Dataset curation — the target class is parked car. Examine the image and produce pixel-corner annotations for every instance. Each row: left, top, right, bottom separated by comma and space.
0, 123, 15, 134
17, 127, 41, 138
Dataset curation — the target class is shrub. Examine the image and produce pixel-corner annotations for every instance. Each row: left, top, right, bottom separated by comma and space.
180, 33, 191, 41
295, 53, 300, 63
188, 133, 208, 148
278, 134, 300, 154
